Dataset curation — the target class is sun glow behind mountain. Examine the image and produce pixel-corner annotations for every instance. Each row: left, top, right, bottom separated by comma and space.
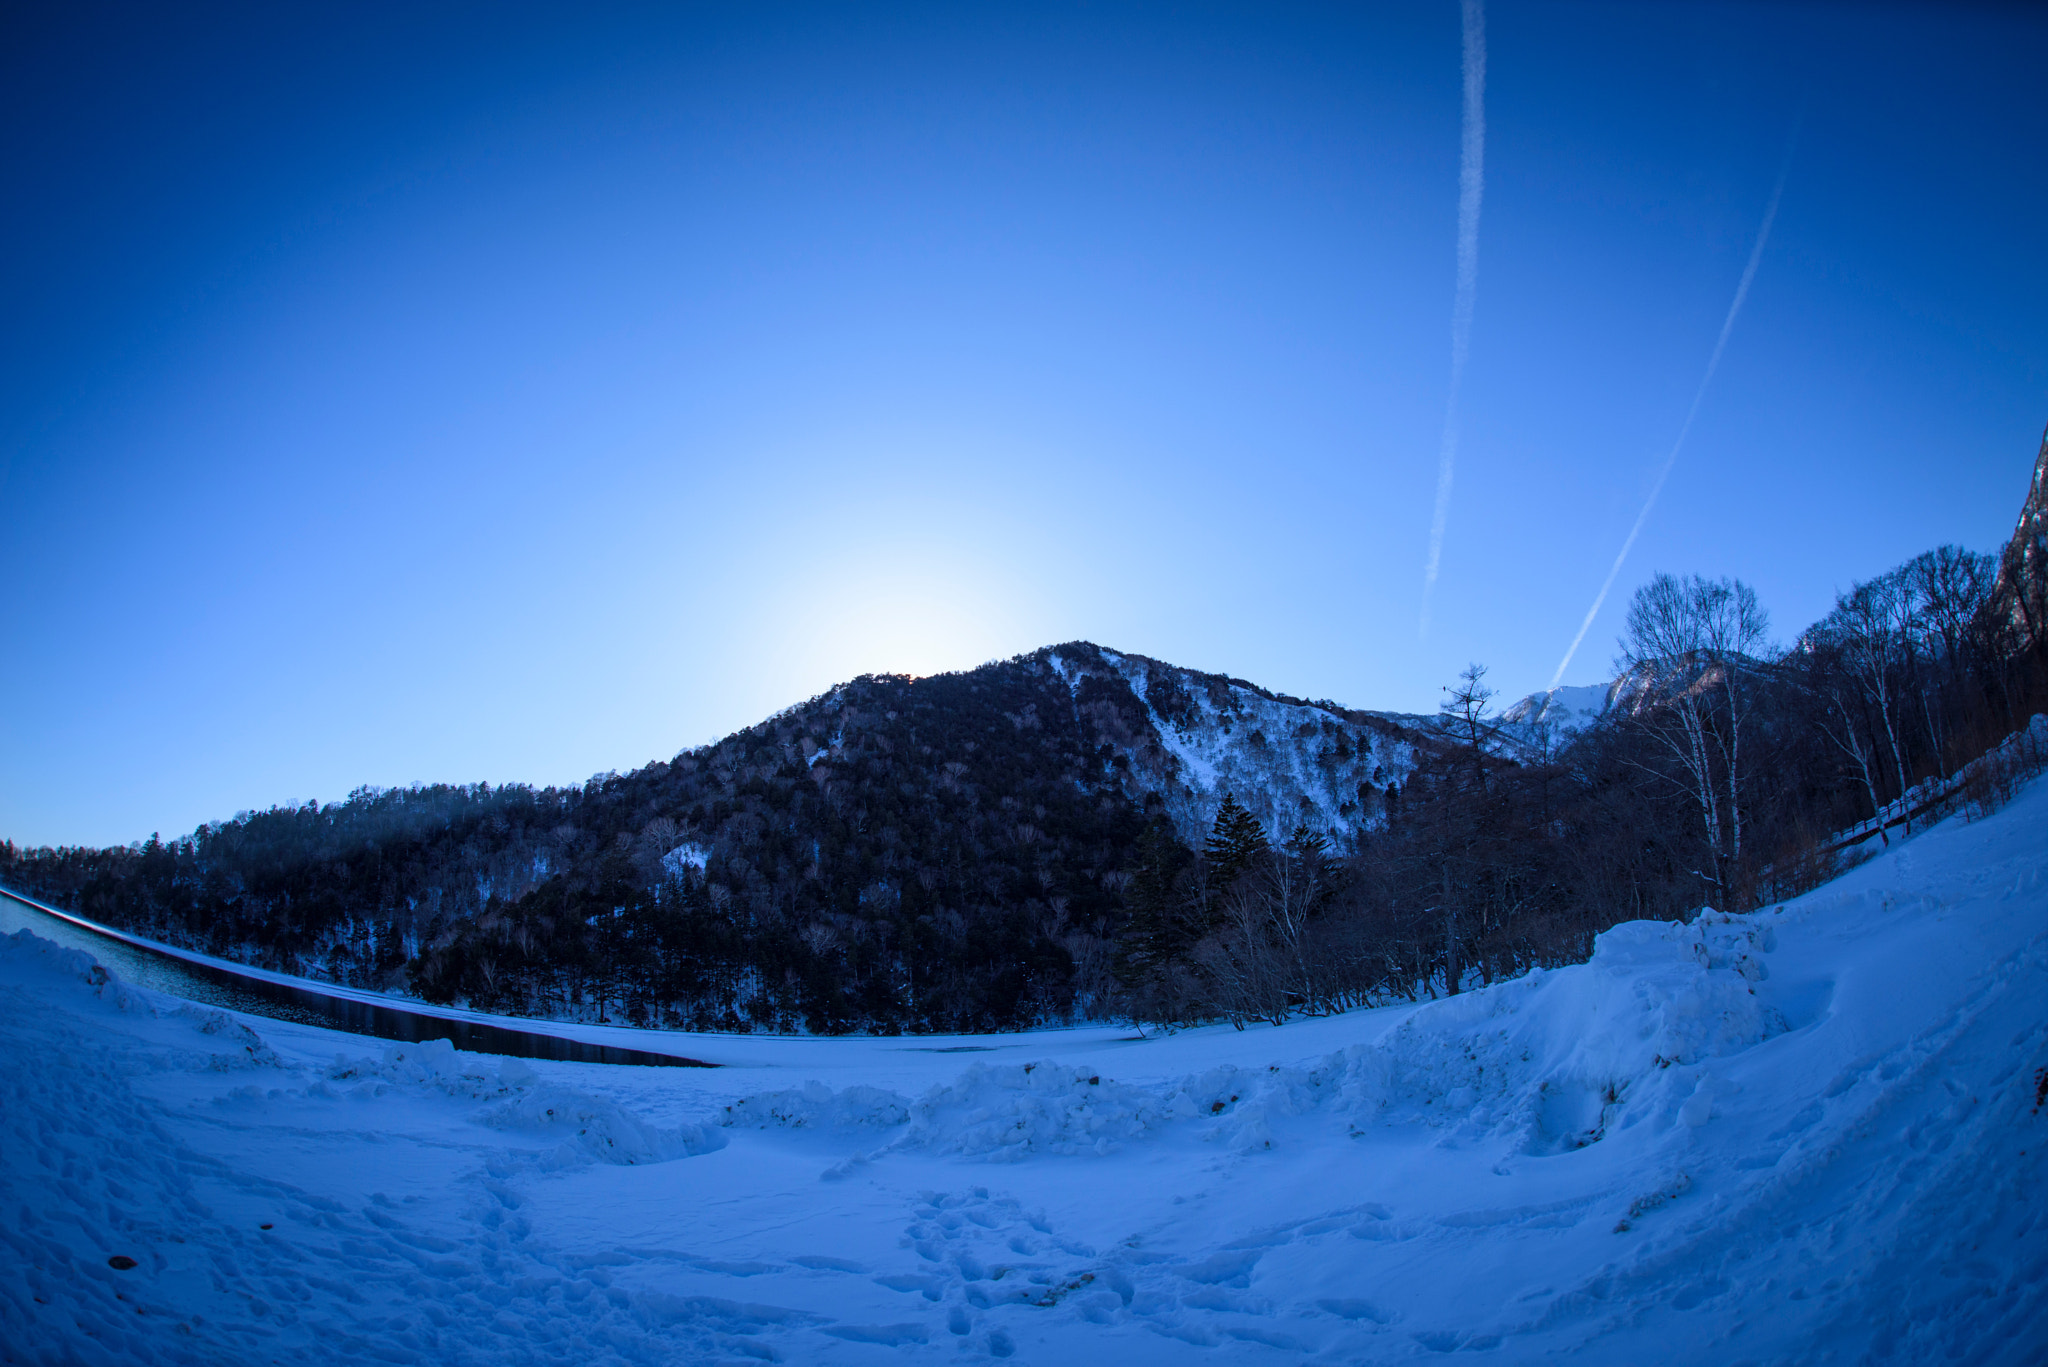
761, 517, 1048, 692
796, 562, 1026, 684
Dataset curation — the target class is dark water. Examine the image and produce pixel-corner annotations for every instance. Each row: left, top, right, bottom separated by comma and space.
0, 889, 712, 1068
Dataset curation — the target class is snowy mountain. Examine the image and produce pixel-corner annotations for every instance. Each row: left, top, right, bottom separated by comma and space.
0, 643, 1438, 1032
5, 766, 2042, 1363
1498, 657, 1764, 753
1498, 679, 1621, 744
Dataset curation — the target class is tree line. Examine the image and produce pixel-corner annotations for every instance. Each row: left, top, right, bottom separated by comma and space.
1117, 523, 2048, 1027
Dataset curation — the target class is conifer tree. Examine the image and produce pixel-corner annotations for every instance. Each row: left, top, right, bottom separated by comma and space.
1284, 823, 1329, 863
1204, 792, 1270, 886
1113, 816, 1196, 985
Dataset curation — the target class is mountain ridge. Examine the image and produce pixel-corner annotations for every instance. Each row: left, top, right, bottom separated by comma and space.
0, 641, 1443, 1032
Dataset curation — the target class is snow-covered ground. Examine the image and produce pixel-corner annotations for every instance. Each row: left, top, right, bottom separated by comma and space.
6, 782, 2046, 1365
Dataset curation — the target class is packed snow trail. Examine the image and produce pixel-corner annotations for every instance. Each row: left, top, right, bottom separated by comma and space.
4, 781, 2046, 1364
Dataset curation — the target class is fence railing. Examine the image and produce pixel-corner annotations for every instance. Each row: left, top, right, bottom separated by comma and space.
1811, 714, 2048, 861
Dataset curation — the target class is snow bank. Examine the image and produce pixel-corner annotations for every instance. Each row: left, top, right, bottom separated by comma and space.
722, 1078, 912, 1131
1319, 910, 1788, 1147
715, 909, 1792, 1162
325, 1037, 726, 1165
0, 926, 144, 1010
898, 1064, 1167, 1159
0, 927, 282, 1070
482, 1083, 726, 1166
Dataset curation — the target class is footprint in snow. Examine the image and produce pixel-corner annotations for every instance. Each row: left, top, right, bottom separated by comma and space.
866, 1186, 1115, 1353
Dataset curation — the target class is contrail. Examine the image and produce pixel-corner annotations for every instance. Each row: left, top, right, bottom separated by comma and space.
1419, 0, 1486, 637
1545, 128, 1799, 690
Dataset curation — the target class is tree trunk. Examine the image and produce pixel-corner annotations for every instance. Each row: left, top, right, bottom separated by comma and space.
1824, 694, 1888, 848
1442, 865, 1462, 996
1722, 657, 1746, 896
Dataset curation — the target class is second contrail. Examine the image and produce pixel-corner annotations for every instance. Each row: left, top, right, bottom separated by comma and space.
1545, 129, 1799, 691
1419, 0, 1486, 637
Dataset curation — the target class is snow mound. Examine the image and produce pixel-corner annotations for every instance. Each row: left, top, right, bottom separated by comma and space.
717, 909, 1794, 1163
483, 1084, 726, 1166
722, 1079, 913, 1131
897, 1064, 1167, 1160
328, 1038, 726, 1165
170, 1004, 283, 1070
326, 1036, 525, 1097
0, 926, 144, 1011
722, 1063, 1286, 1159
0, 929, 282, 1069
1311, 910, 1788, 1150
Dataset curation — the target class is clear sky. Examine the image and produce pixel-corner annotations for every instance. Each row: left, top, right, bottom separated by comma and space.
4, 1, 2044, 848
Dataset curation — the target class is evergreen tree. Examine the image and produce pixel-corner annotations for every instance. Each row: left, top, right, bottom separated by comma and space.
1284, 823, 1329, 863
1113, 816, 1196, 984
1204, 792, 1270, 886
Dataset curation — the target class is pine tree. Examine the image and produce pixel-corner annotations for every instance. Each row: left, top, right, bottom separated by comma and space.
1113, 816, 1196, 985
1284, 823, 1329, 862
1205, 792, 1270, 887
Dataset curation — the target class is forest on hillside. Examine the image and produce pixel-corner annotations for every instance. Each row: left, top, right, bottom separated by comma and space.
7, 445, 2047, 1034
4, 660, 1169, 1032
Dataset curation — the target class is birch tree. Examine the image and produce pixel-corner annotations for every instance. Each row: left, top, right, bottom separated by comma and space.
1815, 573, 1915, 804
1618, 573, 1770, 898
1817, 677, 1888, 845
1904, 546, 1995, 777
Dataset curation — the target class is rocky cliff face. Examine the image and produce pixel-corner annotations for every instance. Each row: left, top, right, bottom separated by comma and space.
1991, 424, 2048, 646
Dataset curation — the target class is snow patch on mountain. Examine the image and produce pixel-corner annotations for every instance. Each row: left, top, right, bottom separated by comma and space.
1047, 644, 1419, 847
1500, 679, 1620, 741
660, 842, 710, 877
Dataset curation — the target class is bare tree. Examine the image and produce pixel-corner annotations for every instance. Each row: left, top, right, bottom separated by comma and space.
1910, 546, 1995, 668
1816, 677, 1888, 845
1423, 663, 1505, 990
1435, 663, 1498, 790
1814, 573, 1916, 804
1618, 573, 1770, 898
1903, 546, 1995, 778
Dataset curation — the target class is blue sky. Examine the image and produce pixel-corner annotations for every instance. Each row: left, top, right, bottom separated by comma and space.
4, 1, 2044, 848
